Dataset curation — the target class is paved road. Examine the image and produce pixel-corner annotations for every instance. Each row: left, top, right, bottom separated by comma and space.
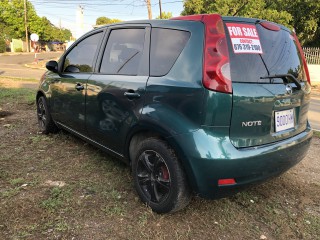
0, 52, 62, 79
309, 94, 320, 131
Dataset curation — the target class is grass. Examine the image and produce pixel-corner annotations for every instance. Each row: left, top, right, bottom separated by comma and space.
304, 214, 320, 238
0, 87, 35, 105
10, 178, 24, 186
102, 204, 127, 216
313, 130, 320, 138
0, 82, 319, 239
0, 169, 9, 180
29, 135, 53, 144
1, 187, 22, 198
40, 187, 72, 212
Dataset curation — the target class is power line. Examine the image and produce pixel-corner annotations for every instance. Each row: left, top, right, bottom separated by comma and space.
30, 0, 183, 8
29, 0, 184, 30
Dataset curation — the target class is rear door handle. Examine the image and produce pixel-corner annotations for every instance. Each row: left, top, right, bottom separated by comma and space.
124, 91, 140, 99
75, 83, 84, 91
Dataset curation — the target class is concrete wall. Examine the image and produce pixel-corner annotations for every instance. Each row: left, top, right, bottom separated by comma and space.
10, 39, 29, 52
10, 39, 23, 52
308, 64, 320, 85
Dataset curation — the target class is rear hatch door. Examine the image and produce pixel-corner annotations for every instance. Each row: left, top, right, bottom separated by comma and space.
224, 17, 311, 148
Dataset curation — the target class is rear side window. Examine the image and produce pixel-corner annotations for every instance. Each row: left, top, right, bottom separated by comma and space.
150, 28, 190, 76
63, 32, 103, 73
100, 28, 145, 75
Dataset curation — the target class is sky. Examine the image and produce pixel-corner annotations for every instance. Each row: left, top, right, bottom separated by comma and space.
29, 0, 184, 35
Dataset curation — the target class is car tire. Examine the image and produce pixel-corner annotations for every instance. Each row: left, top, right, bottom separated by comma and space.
37, 96, 58, 134
132, 137, 191, 213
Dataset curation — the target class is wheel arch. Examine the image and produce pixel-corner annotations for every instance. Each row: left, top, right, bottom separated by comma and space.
36, 90, 48, 102
36, 90, 53, 110
36, 90, 44, 100
126, 124, 198, 193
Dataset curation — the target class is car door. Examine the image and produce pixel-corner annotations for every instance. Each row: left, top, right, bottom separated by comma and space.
86, 25, 150, 155
50, 31, 104, 134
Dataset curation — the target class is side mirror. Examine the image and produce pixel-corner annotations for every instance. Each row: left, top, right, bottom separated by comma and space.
64, 65, 80, 73
46, 60, 58, 73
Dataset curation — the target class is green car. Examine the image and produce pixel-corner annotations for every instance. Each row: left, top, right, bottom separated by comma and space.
36, 14, 313, 213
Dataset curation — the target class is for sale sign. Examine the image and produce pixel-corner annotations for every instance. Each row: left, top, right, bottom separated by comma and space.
226, 23, 263, 54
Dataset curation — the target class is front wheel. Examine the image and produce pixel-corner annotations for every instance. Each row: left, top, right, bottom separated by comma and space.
37, 96, 58, 134
132, 137, 191, 213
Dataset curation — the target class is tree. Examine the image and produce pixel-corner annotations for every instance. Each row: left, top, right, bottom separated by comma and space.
96, 17, 122, 25
0, 0, 38, 40
181, 0, 320, 45
266, 0, 320, 46
182, 0, 292, 27
0, 34, 6, 53
0, 0, 72, 42
156, 11, 173, 19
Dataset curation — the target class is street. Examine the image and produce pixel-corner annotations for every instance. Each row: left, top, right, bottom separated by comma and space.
0, 52, 319, 130
309, 95, 320, 130
0, 52, 62, 79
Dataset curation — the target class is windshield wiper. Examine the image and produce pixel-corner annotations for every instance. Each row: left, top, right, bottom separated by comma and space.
260, 74, 301, 90
117, 51, 139, 74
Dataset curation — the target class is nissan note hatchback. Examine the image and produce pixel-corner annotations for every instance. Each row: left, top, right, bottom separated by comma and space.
37, 14, 313, 213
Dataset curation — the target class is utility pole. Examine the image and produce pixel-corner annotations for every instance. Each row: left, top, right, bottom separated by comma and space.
24, 0, 30, 52
76, 5, 84, 39
59, 18, 62, 41
145, 0, 152, 20
159, 0, 162, 19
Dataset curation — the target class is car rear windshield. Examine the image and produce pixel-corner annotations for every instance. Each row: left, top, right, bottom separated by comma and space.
225, 22, 307, 83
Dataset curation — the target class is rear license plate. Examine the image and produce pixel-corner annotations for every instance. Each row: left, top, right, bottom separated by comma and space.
275, 109, 295, 132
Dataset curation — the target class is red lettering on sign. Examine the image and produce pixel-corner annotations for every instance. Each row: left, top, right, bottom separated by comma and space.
240, 39, 253, 44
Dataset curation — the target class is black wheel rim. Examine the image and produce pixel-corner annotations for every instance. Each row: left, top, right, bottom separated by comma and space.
136, 150, 171, 204
37, 98, 47, 129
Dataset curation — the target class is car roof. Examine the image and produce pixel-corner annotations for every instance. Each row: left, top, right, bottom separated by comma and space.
89, 15, 291, 36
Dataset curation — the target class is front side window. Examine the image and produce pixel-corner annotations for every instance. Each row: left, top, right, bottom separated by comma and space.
100, 28, 145, 75
63, 32, 103, 73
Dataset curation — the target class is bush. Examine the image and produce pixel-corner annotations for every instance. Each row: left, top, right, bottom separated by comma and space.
0, 37, 6, 53
15, 48, 23, 52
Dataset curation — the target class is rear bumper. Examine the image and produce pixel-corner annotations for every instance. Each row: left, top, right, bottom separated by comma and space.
171, 125, 313, 198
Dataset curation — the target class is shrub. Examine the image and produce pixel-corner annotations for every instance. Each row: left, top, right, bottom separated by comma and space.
0, 37, 6, 53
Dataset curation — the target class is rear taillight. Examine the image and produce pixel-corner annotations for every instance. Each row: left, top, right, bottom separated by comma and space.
172, 14, 232, 93
293, 33, 311, 84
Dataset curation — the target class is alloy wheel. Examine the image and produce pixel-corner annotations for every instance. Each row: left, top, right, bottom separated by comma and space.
37, 98, 47, 129
136, 150, 171, 204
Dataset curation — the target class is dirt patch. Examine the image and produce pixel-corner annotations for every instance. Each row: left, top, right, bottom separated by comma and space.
0, 85, 319, 239
0, 111, 13, 118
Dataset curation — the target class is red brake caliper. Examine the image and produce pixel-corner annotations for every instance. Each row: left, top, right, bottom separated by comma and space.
161, 165, 169, 180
